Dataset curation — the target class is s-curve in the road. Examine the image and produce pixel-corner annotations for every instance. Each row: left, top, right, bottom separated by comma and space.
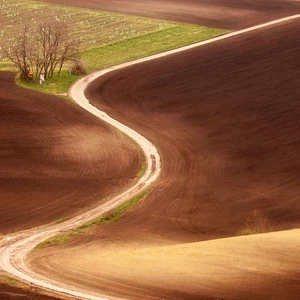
69, 74, 161, 191
0, 13, 300, 300
0, 57, 162, 300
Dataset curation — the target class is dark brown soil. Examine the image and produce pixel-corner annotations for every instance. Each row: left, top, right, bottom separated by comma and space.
7, 1, 300, 299
38, 0, 300, 29
34, 15, 300, 299
0, 72, 142, 235
85, 18, 300, 242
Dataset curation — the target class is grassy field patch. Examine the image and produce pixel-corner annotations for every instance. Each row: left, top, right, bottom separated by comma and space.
82, 25, 227, 73
0, 61, 15, 71
19, 25, 227, 95
18, 70, 77, 98
0, 0, 174, 56
0, 0, 228, 96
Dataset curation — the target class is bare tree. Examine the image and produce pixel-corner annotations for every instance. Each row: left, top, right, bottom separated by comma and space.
2, 27, 33, 82
36, 22, 80, 79
57, 39, 80, 77
2, 20, 80, 82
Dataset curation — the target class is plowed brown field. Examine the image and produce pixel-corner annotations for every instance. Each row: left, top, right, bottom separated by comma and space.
38, 0, 300, 29
30, 13, 300, 300
0, 72, 142, 235
84, 18, 300, 241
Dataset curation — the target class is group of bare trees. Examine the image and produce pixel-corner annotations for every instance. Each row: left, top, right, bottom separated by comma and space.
2, 21, 80, 82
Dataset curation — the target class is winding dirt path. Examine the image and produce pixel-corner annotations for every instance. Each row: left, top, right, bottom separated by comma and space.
0, 52, 162, 300
1, 14, 300, 300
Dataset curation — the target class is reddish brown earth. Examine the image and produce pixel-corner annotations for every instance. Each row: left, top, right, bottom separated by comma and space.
38, 0, 300, 29
26, 0, 300, 299
4, 0, 300, 299
84, 18, 300, 241
0, 72, 142, 235
30, 16, 300, 300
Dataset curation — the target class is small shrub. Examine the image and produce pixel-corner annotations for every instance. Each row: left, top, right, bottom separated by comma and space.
69, 59, 86, 75
239, 210, 272, 235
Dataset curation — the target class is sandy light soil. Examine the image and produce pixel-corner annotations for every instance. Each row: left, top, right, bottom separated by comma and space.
0, 72, 142, 235
38, 0, 300, 29
29, 15, 300, 300
30, 229, 300, 300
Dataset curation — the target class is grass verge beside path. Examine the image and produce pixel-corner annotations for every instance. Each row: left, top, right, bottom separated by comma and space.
0, 275, 25, 288
137, 162, 147, 178
34, 189, 150, 250
0, 275, 71, 299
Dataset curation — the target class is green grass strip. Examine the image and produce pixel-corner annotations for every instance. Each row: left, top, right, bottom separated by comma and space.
0, 62, 15, 71
82, 25, 227, 73
0, 275, 25, 288
0, 0, 175, 55
137, 162, 146, 178
34, 189, 150, 250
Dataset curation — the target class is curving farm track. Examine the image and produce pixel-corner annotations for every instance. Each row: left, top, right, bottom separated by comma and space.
31, 4, 300, 300
83, 16, 300, 242
2, 1, 300, 299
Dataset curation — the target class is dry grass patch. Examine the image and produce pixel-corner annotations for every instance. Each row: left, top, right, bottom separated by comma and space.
239, 210, 272, 235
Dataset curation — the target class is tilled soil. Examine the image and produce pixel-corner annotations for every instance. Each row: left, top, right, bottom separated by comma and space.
0, 72, 142, 235
30, 16, 300, 299
8, 0, 300, 299
38, 0, 300, 29
84, 19, 300, 241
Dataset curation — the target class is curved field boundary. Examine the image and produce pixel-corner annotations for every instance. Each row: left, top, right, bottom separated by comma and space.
0, 14, 300, 300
